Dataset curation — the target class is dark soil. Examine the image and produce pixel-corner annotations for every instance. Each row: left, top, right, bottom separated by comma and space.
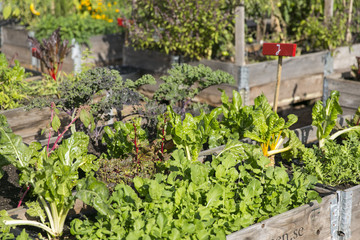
0, 165, 23, 211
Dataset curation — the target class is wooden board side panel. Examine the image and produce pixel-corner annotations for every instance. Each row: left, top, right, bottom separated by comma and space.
326, 77, 360, 111
82, 34, 124, 65
1, 107, 70, 144
227, 194, 335, 240
250, 74, 323, 108
346, 185, 360, 239
333, 44, 360, 71
247, 51, 326, 87
2, 26, 30, 47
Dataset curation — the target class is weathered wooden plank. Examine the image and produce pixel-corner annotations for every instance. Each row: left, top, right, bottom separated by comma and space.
247, 51, 326, 87
333, 44, 360, 72
1, 44, 32, 65
226, 194, 335, 240
2, 25, 29, 47
250, 74, 323, 107
327, 77, 360, 96
123, 46, 173, 73
1, 107, 70, 144
345, 185, 360, 239
81, 34, 124, 65
338, 93, 360, 110
326, 77, 360, 111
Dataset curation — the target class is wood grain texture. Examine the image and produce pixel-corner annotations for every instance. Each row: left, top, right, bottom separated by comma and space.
226, 194, 336, 240
1, 107, 70, 144
346, 185, 360, 239
326, 77, 360, 111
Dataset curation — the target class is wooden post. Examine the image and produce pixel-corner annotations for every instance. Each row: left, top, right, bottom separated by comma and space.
262, 43, 297, 111
324, 0, 334, 25
345, 0, 354, 42
235, 2, 248, 105
235, 3, 245, 66
273, 56, 283, 112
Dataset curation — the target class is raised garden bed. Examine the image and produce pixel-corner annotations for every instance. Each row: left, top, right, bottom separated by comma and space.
1, 25, 125, 73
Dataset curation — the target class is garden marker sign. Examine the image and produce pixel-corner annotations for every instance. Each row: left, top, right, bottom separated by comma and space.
262, 43, 297, 112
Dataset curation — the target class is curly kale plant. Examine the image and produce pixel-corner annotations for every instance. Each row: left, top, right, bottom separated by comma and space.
138, 63, 234, 115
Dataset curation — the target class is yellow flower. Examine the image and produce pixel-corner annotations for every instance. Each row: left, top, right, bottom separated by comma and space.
107, 3, 112, 7
108, 19, 113, 23
102, 14, 106, 19
115, 9, 119, 13
98, 2, 102, 6
95, 14, 101, 19
30, 3, 40, 16
88, 6, 92, 11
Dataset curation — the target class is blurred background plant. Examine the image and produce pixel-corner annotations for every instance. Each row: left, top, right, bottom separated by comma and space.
125, 0, 235, 60
0, 0, 359, 62
0, 0, 131, 43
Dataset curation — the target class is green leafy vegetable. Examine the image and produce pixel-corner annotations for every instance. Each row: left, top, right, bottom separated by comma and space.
71, 145, 320, 239
0, 115, 98, 238
243, 94, 302, 166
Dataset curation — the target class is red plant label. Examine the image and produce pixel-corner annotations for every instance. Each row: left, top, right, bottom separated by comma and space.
262, 43, 297, 57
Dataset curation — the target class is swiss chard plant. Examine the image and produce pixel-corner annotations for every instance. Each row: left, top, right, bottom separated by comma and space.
166, 105, 224, 161
28, 27, 72, 81
299, 91, 360, 186
218, 89, 253, 141
243, 94, 303, 166
0, 107, 98, 238
70, 142, 320, 239
312, 90, 360, 149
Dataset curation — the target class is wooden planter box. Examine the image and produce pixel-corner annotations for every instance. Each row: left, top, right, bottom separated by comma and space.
197, 117, 357, 240
126, 43, 360, 109
324, 73, 360, 116
1, 25, 125, 73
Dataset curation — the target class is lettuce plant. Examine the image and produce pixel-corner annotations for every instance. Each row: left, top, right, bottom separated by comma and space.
0, 110, 98, 238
